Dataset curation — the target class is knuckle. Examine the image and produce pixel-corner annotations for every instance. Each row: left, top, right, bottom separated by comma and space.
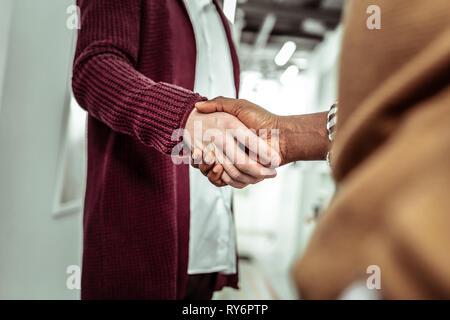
200, 166, 209, 176
228, 169, 241, 180
222, 173, 230, 183
208, 171, 218, 180
222, 174, 231, 184
212, 96, 226, 109
235, 99, 248, 109
237, 162, 250, 173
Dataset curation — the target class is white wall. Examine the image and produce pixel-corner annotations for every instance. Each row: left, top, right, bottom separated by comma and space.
0, 0, 81, 299
0, 0, 14, 108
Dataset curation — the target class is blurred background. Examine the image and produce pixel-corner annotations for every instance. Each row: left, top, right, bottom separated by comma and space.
0, 0, 344, 299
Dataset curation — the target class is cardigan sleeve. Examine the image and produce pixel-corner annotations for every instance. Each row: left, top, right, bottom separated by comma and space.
72, 0, 203, 154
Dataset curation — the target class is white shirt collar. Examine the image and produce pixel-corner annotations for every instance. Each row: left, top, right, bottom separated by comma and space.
195, 0, 213, 10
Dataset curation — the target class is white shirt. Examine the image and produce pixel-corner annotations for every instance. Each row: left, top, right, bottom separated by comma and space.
184, 0, 237, 275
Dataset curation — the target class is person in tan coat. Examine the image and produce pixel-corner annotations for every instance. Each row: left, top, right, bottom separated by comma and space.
194, 0, 450, 299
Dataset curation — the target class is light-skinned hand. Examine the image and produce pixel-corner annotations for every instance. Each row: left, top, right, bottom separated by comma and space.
184, 108, 279, 188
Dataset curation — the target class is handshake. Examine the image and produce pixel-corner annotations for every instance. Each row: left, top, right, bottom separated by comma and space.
176, 97, 330, 189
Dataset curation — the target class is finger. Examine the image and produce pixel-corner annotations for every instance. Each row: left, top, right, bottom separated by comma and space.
221, 171, 248, 189
247, 148, 278, 169
198, 149, 216, 176
231, 127, 280, 168
206, 164, 224, 181
191, 148, 203, 165
214, 149, 260, 185
199, 163, 214, 176
195, 96, 238, 114
216, 133, 277, 178
207, 165, 227, 187
191, 162, 199, 169
227, 135, 277, 178
203, 149, 216, 165
210, 178, 227, 187
190, 148, 201, 169
213, 119, 279, 167
196, 98, 281, 167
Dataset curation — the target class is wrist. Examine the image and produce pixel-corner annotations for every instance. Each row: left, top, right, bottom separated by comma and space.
181, 94, 204, 130
183, 108, 199, 149
278, 112, 330, 164
275, 116, 290, 166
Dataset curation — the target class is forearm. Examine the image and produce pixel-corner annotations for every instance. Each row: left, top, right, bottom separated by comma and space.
73, 0, 203, 154
73, 54, 202, 153
278, 111, 330, 164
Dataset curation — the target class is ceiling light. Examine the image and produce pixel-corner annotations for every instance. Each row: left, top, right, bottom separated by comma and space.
274, 41, 297, 66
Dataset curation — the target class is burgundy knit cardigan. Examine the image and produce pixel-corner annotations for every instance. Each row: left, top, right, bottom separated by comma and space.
72, 0, 240, 299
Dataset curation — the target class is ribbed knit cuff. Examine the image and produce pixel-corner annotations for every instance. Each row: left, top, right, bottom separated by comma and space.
151, 82, 206, 154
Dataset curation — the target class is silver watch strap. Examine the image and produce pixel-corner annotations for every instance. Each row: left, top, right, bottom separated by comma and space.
326, 103, 338, 165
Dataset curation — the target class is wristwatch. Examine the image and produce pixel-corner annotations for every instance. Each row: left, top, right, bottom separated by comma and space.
326, 102, 338, 165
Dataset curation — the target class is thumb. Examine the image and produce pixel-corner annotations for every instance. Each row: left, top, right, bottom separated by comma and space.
195, 97, 239, 115
195, 100, 219, 113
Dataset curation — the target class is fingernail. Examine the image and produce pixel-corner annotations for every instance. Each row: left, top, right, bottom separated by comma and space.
204, 152, 214, 164
272, 154, 281, 167
213, 166, 220, 174
260, 167, 277, 176
192, 149, 202, 161
195, 101, 206, 108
